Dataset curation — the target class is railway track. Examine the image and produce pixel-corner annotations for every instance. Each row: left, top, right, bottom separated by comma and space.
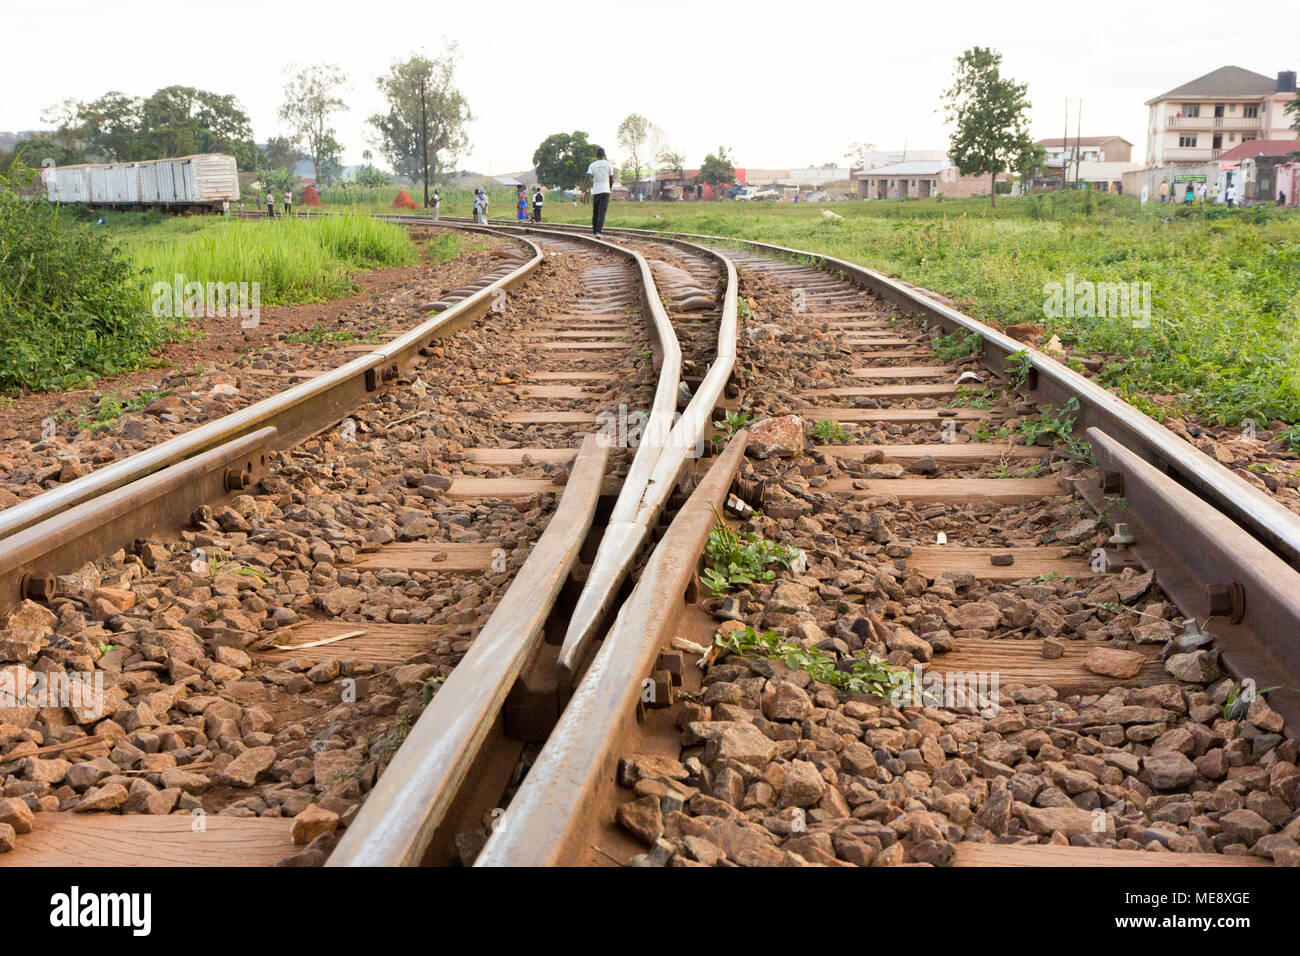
1, 211, 1298, 869
437, 216, 1300, 868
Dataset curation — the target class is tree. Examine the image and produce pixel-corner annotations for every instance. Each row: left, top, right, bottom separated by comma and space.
39, 99, 89, 155
696, 146, 736, 196
263, 136, 304, 172
532, 131, 597, 189
279, 63, 349, 184
657, 148, 685, 179
354, 149, 391, 187
844, 142, 877, 168
312, 132, 344, 187
1015, 142, 1047, 191
941, 47, 1034, 208
617, 113, 661, 194
369, 46, 472, 204
6, 135, 85, 170
263, 166, 296, 194
69, 92, 139, 162
43, 87, 257, 167
138, 86, 258, 167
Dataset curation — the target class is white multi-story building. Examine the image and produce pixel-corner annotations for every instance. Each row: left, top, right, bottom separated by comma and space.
1145, 66, 1297, 166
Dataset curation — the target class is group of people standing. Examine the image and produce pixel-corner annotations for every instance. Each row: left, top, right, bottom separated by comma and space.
1157, 179, 1234, 207
265, 189, 292, 218
255, 145, 619, 234
515, 185, 545, 222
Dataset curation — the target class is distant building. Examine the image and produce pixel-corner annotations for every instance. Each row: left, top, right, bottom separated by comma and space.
1028, 137, 1137, 192
1215, 139, 1300, 203
1036, 136, 1132, 166
849, 149, 948, 173
1144, 65, 1297, 166
852, 160, 1006, 199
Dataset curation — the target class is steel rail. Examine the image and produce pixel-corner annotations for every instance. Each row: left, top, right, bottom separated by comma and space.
0, 428, 277, 607
1086, 427, 1300, 731
556, 239, 738, 696
327, 433, 609, 866
474, 432, 750, 867
0, 224, 542, 615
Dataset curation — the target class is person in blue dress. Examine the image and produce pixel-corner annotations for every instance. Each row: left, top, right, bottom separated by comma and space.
516, 185, 528, 222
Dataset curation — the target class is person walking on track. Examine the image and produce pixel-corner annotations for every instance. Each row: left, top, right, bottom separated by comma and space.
266, 189, 276, 218
431, 188, 440, 221
582, 147, 614, 237
532, 186, 544, 223
284, 189, 292, 216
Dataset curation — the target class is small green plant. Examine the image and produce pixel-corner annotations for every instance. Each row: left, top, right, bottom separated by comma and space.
419, 675, 445, 706
207, 555, 268, 582
286, 322, 359, 345
712, 410, 751, 440
991, 462, 1045, 479
810, 418, 850, 443
947, 386, 993, 409
124, 388, 174, 414
374, 714, 413, 765
1283, 425, 1300, 454
932, 329, 982, 361
1004, 349, 1032, 388
701, 507, 798, 594
1019, 396, 1093, 462
718, 625, 906, 698
97, 640, 117, 655
1223, 684, 1280, 720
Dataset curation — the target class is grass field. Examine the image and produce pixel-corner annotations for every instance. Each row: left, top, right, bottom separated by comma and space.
514, 193, 1300, 429
109, 210, 419, 304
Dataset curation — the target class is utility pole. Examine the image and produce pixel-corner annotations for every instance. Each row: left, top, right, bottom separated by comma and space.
420, 76, 430, 209
1074, 100, 1083, 189
1061, 99, 1068, 191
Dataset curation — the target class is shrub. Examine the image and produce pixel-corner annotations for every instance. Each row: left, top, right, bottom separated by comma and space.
0, 166, 168, 391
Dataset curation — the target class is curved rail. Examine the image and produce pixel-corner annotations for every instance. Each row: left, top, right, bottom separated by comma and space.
371, 217, 743, 697
474, 432, 749, 866
555, 237, 738, 696
327, 434, 609, 866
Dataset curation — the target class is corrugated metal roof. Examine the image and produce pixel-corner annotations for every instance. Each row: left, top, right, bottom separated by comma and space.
1037, 136, 1132, 148
853, 160, 951, 177
1147, 65, 1279, 104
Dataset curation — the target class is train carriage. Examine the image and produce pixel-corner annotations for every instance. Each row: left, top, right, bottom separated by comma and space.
42, 153, 238, 211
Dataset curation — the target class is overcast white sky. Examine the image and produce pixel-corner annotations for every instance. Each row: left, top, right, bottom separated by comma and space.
3, 0, 1296, 172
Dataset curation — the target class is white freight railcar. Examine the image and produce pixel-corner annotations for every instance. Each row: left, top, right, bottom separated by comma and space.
42, 153, 239, 211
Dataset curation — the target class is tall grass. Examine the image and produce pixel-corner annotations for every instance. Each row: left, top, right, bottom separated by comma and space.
129, 212, 416, 304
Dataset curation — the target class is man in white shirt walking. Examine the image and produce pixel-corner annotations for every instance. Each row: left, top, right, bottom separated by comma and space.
582, 147, 614, 237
